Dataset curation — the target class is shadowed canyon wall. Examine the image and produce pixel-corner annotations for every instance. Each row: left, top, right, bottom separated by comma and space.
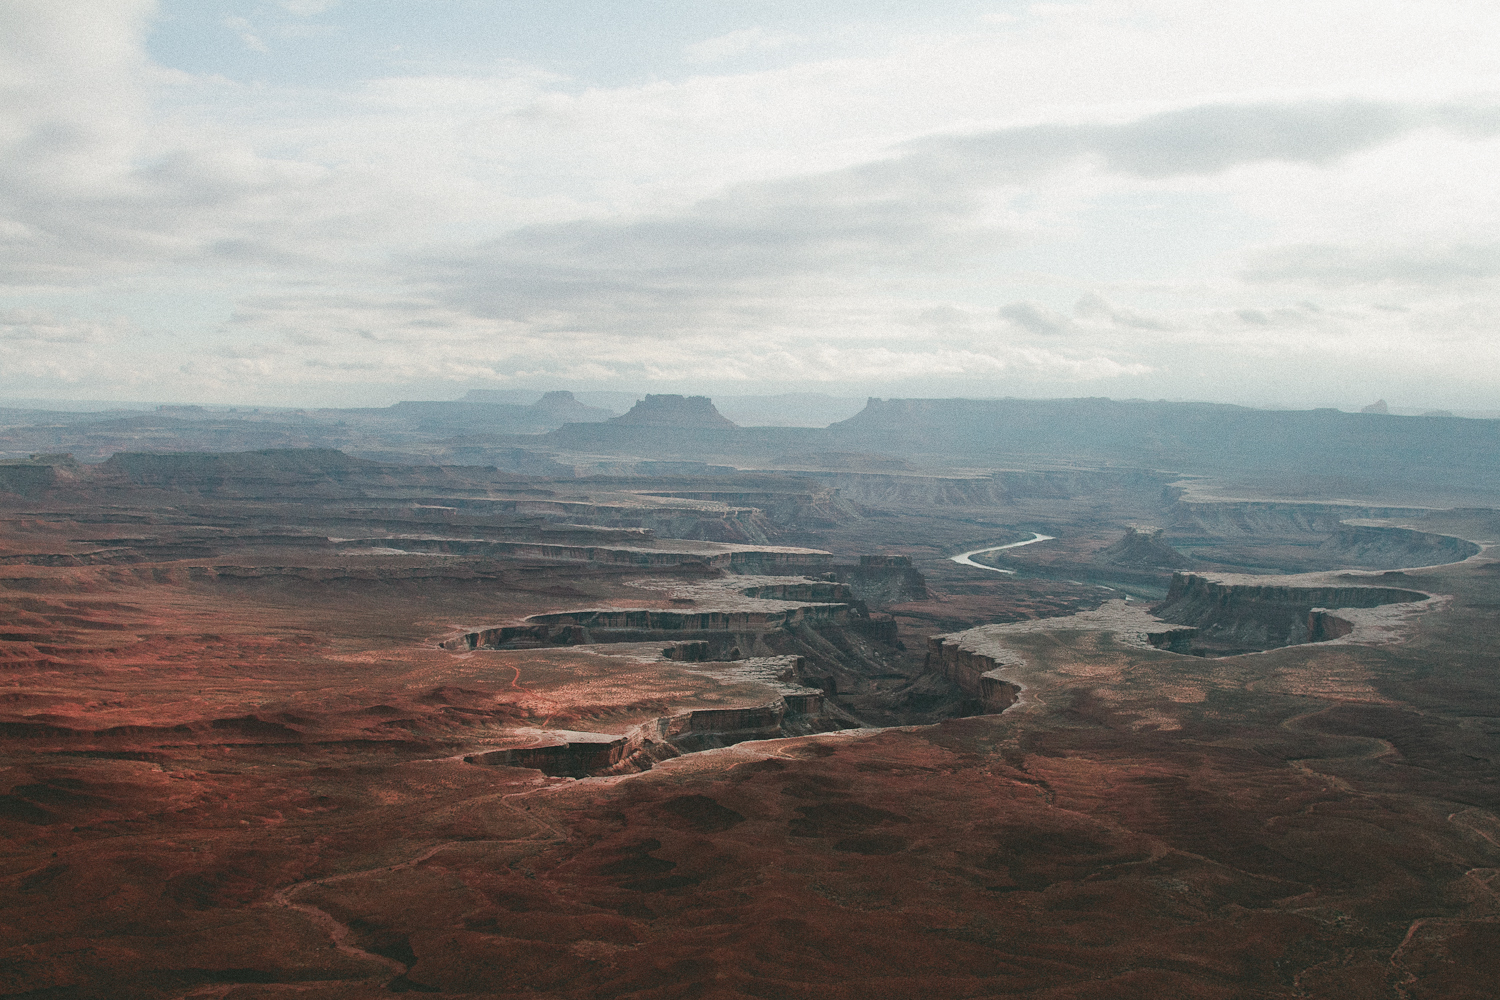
1151, 573, 1429, 655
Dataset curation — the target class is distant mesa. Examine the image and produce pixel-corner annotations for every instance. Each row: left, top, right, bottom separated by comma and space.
1100, 526, 1190, 569
528, 390, 612, 423
609, 395, 737, 429
534, 390, 579, 408
23, 453, 78, 468
1361, 399, 1390, 414
460, 388, 613, 423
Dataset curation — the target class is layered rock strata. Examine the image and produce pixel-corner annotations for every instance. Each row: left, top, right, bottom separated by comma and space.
464, 656, 834, 776
922, 637, 1022, 713
444, 604, 858, 651
1151, 572, 1430, 655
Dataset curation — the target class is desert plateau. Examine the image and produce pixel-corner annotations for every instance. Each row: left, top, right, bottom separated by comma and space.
8, 4, 1500, 995
0, 393, 1496, 998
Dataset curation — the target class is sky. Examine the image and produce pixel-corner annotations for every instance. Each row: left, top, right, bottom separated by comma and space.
2, 1, 1499, 410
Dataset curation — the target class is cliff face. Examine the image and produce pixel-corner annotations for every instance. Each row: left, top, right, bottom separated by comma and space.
465, 690, 837, 777
632, 488, 863, 531
404, 540, 831, 573
1151, 573, 1428, 655
922, 637, 1021, 713
0, 463, 60, 496
1167, 500, 1369, 539
815, 468, 1169, 513
739, 582, 855, 602
1164, 502, 1480, 573
445, 602, 859, 652
467, 736, 627, 778
828, 555, 929, 604
1314, 525, 1478, 569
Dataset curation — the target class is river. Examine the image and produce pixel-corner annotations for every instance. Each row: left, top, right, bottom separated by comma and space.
949, 532, 1055, 575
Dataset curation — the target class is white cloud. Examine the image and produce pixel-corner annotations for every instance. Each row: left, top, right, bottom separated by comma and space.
999, 301, 1073, 336
1242, 242, 1500, 288
3, 0, 1500, 408
0, 1, 157, 183
224, 15, 268, 53
683, 27, 803, 66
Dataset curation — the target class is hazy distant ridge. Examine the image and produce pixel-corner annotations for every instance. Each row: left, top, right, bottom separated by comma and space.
824, 397, 1500, 494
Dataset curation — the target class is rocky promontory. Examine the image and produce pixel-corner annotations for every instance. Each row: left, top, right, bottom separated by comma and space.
1099, 527, 1191, 568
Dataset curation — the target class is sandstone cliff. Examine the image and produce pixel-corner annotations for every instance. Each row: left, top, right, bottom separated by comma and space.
1151, 572, 1428, 655
922, 637, 1021, 713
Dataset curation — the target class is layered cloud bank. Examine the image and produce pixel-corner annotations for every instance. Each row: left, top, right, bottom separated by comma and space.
2, 0, 1499, 407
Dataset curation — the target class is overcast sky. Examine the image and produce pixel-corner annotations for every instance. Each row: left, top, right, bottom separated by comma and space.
3, 1, 1499, 409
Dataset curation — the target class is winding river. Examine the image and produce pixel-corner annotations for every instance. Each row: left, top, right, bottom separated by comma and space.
949, 532, 1055, 575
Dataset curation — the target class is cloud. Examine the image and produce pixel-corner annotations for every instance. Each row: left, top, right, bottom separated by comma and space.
0, 308, 111, 344
1094, 101, 1416, 176
998, 301, 1071, 336
417, 95, 1500, 343
422, 164, 999, 333
1241, 242, 1500, 287
0, 307, 153, 388
187, 284, 1154, 403
903, 99, 1500, 184
0, 1, 156, 178
224, 15, 269, 54
5, 1, 1500, 407
1073, 294, 1174, 331
684, 27, 802, 66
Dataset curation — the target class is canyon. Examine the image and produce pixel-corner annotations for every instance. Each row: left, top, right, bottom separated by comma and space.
2, 392, 1499, 998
